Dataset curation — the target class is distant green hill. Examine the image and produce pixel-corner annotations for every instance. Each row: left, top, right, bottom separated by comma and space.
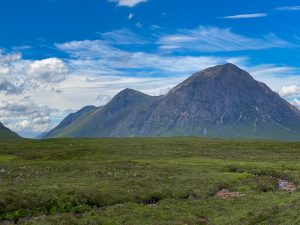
0, 122, 20, 140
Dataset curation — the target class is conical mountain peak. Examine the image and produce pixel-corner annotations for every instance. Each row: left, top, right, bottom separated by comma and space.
111, 88, 151, 103
169, 63, 253, 94
218, 62, 240, 70
119, 88, 139, 94
205, 63, 240, 72
105, 88, 154, 113
194, 63, 252, 80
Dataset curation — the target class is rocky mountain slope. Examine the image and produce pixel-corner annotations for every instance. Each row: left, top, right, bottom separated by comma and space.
44, 63, 300, 140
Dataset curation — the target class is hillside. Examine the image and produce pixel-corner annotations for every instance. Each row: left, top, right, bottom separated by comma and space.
0, 122, 20, 140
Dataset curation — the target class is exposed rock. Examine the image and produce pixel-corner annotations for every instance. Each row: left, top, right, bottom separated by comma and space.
278, 180, 296, 192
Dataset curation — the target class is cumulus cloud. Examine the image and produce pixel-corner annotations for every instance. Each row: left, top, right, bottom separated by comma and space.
0, 50, 32, 94
0, 51, 72, 136
0, 99, 55, 133
158, 26, 294, 53
0, 80, 24, 95
0, 51, 69, 95
27, 58, 69, 83
278, 85, 300, 97
108, 0, 147, 7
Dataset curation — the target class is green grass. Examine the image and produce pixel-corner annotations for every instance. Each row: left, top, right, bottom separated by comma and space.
0, 137, 300, 224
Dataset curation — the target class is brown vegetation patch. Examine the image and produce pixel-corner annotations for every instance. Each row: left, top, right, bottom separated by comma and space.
215, 189, 244, 199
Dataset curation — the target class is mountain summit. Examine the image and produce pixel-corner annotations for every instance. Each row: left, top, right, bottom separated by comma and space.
44, 64, 300, 140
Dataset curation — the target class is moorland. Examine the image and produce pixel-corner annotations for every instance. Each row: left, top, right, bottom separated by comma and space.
1, 137, 300, 224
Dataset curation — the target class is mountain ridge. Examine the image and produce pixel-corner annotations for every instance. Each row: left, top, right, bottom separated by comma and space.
44, 63, 300, 140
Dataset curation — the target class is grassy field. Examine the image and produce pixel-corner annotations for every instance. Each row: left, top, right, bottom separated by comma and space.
0, 137, 300, 225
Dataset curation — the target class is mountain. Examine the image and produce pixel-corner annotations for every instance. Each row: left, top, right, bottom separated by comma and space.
0, 122, 20, 140
44, 63, 300, 141
45, 89, 157, 138
44, 105, 97, 138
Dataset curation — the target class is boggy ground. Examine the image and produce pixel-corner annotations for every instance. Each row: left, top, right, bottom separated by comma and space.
0, 137, 300, 225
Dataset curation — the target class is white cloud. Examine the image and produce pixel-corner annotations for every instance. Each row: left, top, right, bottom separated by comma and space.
56, 40, 121, 59
27, 58, 69, 83
108, 0, 147, 7
0, 52, 74, 136
128, 13, 134, 20
99, 28, 147, 45
0, 66, 10, 75
56, 38, 244, 74
96, 94, 112, 102
276, 6, 300, 11
0, 80, 25, 95
248, 66, 300, 85
0, 50, 21, 63
0, 98, 56, 133
221, 13, 267, 19
158, 26, 294, 53
249, 65, 299, 76
0, 51, 35, 94
278, 85, 300, 97
0, 50, 70, 95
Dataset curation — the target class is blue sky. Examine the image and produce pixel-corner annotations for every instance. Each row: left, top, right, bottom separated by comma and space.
0, 0, 300, 137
